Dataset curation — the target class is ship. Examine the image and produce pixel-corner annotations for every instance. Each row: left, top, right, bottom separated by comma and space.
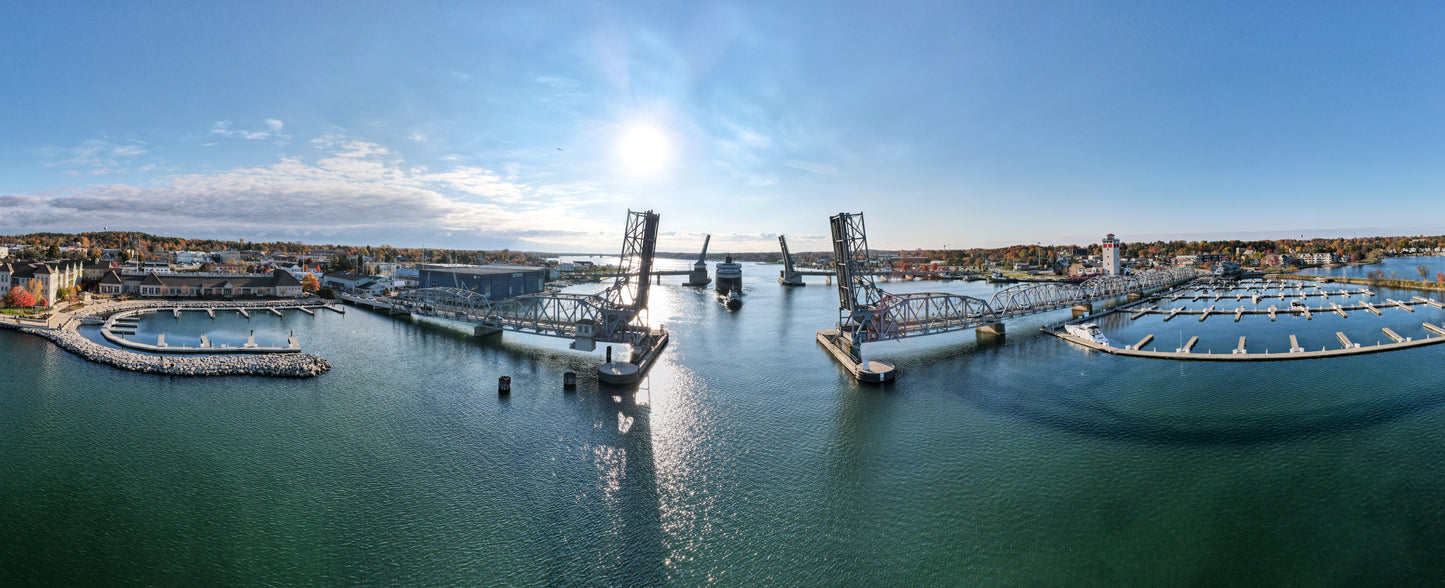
716, 255, 743, 309
1063, 322, 1110, 345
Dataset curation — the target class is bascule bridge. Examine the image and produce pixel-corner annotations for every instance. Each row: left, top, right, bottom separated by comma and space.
816, 212, 1198, 382
387, 209, 669, 384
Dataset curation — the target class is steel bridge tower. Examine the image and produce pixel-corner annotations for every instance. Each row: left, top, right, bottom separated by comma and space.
686, 234, 711, 286
597, 209, 659, 340
778, 235, 805, 286
826, 213, 887, 362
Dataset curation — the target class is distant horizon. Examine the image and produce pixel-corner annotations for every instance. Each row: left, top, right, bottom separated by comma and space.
7, 224, 1445, 257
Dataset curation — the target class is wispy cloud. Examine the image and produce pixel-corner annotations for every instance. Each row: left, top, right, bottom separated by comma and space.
782, 159, 837, 175
212, 119, 293, 144
39, 139, 149, 175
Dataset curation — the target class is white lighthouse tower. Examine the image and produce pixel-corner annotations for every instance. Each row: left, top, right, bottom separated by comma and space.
1102, 233, 1121, 276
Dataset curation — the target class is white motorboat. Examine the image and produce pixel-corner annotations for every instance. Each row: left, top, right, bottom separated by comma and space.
1063, 322, 1110, 345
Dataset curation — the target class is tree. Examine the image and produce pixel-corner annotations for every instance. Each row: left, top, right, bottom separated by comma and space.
1367, 268, 1385, 287
1419, 265, 1431, 279
4, 286, 36, 308
301, 274, 320, 292
317, 286, 336, 299
26, 278, 43, 302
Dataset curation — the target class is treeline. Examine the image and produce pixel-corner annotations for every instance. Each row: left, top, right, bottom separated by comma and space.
1, 232, 543, 265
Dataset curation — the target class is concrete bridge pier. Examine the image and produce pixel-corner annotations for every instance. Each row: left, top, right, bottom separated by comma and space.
684, 267, 710, 287
779, 269, 805, 287
1127, 292, 1144, 301
1071, 303, 1094, 318
976, 322, 1006, 341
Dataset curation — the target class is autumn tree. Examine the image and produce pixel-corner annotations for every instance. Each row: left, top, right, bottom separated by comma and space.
3, 286, 36, 308
1418, 265, 1430, 279
301, 274, 320, 292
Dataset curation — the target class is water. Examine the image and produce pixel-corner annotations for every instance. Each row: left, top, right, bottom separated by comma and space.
1299, 255, 1445, 282
5, 258, 1445, 584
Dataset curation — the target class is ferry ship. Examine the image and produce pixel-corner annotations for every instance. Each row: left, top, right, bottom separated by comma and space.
716, 255, 743, 308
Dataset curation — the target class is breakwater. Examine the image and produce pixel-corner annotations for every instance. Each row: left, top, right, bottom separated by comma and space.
0, 298, 331, 377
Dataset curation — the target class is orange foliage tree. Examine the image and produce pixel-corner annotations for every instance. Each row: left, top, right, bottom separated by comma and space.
3, 286, 36, 308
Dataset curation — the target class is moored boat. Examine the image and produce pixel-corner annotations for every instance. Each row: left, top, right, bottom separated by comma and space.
1063, 322, 1110, 345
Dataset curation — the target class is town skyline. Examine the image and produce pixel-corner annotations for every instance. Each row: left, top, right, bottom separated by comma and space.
6, 3, 1445, 253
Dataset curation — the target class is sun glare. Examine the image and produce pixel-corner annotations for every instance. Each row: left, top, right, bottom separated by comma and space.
617, 125, 670, 175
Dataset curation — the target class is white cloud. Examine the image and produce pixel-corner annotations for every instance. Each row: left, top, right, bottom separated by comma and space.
265, 119, 284, 131
3, 140, 611, 249
409, 132, 426, 142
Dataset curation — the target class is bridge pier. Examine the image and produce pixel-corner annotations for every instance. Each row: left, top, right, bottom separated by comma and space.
684, 267, 710, 287
975, 322, 1006, 341
1071, 303, 1093, 317
815, 329, 896, 383
1127, 292, 1144, 301
779, 269, 805, 287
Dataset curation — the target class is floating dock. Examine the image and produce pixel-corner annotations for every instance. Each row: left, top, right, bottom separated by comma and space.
1128, 334, 1154, 351
1414, 296, 1444, 309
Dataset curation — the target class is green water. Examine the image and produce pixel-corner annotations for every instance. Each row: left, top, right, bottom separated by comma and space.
4, 259, 1445, 585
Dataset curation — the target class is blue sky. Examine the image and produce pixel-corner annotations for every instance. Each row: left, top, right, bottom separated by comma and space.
5, 1, 1445, 253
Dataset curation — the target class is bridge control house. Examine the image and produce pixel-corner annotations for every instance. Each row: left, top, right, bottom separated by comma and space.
417, 264, 548, 301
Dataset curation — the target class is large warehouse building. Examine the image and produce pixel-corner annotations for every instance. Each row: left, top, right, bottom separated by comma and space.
417, 264, 548, 301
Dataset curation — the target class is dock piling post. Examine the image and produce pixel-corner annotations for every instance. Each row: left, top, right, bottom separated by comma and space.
498, 376, 511, 396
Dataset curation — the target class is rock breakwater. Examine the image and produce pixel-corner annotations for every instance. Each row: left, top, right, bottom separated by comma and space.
0, 298, 332, 378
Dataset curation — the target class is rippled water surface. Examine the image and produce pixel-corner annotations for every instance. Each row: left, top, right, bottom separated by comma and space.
4, 258, 1445, 585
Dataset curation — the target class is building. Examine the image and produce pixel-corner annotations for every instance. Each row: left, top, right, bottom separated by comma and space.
417, 264, 548, 300
82, 260, 117, 281
1297, 253, 1339, 265
97, 270, 303, 298
0, 246, 8, 259
1, 260, 84, 305
322, 272, 379, 293
1102, 234, 1121, 276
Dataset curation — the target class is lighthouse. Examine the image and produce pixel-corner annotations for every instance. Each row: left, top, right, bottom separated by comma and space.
1102, 234, 1121, 276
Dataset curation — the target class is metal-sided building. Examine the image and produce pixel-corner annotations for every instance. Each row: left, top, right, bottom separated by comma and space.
417, 264, 548, 300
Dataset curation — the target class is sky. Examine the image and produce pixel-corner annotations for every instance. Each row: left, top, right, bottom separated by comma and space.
5, 1, 1445, 253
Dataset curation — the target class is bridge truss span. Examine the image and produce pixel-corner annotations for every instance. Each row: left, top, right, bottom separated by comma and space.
988, 282, 1089, 318
867, 292, 999, 342
392, 287, 493, 322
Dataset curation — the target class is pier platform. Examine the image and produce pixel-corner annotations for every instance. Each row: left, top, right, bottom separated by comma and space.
816, 329, 896, 383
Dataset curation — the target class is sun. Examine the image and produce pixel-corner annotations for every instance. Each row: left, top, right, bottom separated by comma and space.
617, 125, 670, 175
